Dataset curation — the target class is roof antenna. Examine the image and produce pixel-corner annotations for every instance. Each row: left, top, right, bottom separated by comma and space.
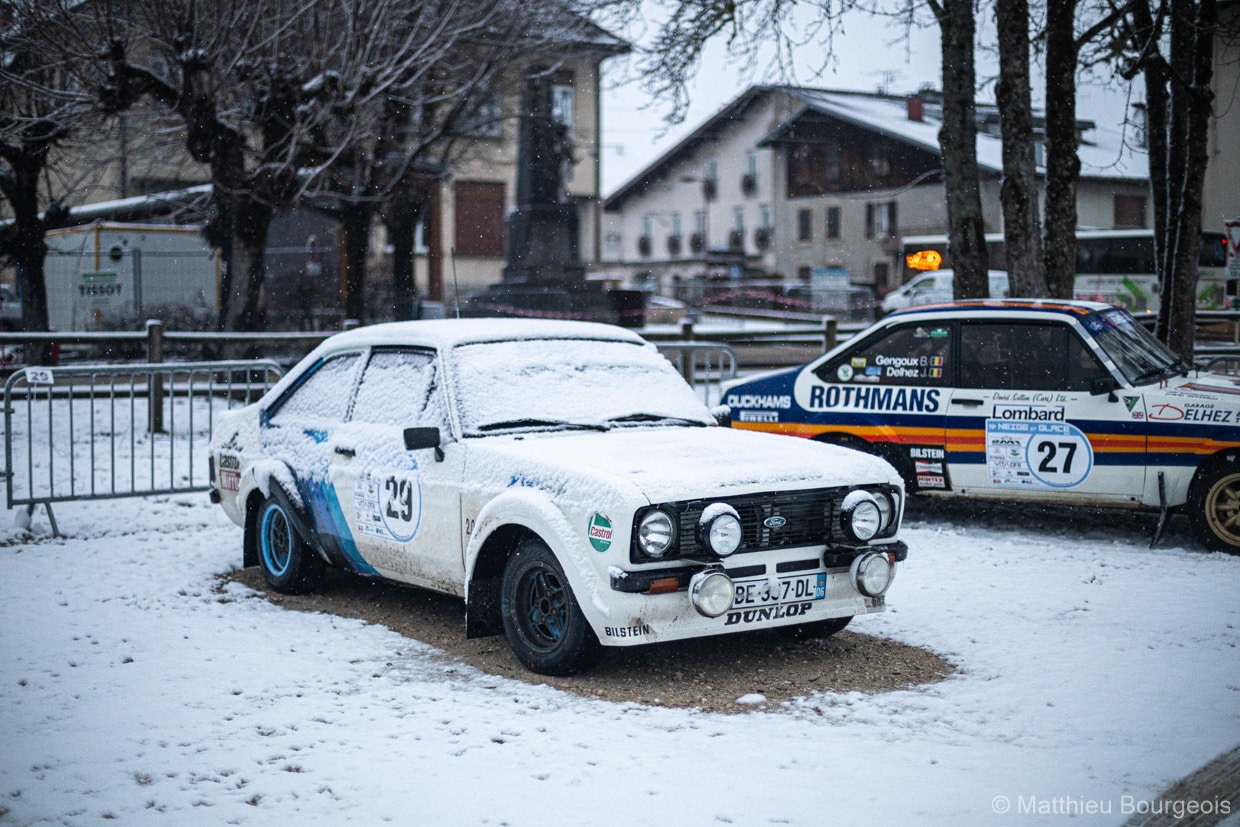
450, 246, 461, 319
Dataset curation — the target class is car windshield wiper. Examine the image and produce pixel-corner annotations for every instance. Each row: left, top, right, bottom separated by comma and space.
605, 413, 708, 427
1131, 363, 1179, 385
474, 418, 607, 433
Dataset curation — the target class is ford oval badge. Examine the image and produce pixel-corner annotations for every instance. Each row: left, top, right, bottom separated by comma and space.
764, 516, 787, 529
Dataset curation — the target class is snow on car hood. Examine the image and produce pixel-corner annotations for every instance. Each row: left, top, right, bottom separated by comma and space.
465, 425, 902, 507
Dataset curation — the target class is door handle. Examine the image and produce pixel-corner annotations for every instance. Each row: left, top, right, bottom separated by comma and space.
334, 446, 356, 458
953, 398, 985, 407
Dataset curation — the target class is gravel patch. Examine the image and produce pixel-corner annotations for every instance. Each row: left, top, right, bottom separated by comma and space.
224, 567, 954, 713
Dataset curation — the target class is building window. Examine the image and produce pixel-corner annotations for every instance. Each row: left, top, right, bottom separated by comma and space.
826, 206, 841, 240
866, 201, 898, 239
551, 81, 574, 127
797, 265, 812, 282
826, 145, 841, 182
870, 145, 891, 177
742, 152, 758, 195
454, 181, 505, 256
798, 208, 813, 242
1114, 195, 1147, 229
454, 84, 503, 138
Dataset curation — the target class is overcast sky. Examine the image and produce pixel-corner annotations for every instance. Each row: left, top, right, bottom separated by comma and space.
596, 8, 1139, 195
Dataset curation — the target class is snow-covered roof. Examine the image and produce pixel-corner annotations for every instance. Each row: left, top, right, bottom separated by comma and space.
604, 84, 1147, 208
773, 88, 1147, 181
319, 318, 647, 354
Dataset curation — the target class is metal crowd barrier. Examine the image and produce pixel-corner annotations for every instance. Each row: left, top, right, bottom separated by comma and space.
656, 342, 739, 405
3, 360, 283, 535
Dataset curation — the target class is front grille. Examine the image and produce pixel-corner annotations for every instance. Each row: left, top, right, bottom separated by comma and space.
631, 484, 899, 563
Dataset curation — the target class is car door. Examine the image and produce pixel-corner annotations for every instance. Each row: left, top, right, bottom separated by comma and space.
945, 320, 1145, 503
795, 319, 953, 491
326, 347, 467, 595
260, 351, 373, 571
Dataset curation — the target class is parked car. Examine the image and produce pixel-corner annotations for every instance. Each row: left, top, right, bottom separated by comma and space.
0, 284, 22, 330
209, 319, 908, 675
723, 299, 1240, 554
880, 270, 1009, 314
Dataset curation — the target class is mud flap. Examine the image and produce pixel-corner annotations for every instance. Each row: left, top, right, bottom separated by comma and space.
465, 575, 504, 639
1151, 471, 1169, 549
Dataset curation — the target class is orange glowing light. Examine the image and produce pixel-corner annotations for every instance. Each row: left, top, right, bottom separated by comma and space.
906, 250, 944, 271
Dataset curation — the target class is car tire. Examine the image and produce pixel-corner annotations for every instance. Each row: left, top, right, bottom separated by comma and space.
781, 615, 852, 640
255, 497, 326, 593
1188, 459, 1240, 554
500, 539, 602, 675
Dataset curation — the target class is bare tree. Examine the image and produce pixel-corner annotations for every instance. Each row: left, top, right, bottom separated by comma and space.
995, 0, 1045, 297
0, 3, 96, 348
1115, 0, 1222, 358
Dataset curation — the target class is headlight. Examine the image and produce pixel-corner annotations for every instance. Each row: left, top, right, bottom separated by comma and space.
689, 569, 734, 617
699, 503, 743, 557
872, 490, 897, 532
840, 491, 881, 542
638, 510, 675, 558
850, 551, 895, 597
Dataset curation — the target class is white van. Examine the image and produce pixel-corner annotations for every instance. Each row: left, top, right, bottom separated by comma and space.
881, 270, 1010, 314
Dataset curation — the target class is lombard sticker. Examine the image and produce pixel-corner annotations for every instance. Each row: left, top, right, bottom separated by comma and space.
836, 364, 854, 382
588, 513, 613, 552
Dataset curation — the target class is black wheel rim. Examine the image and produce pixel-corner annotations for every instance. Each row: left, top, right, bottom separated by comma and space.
517, 565, 568, 650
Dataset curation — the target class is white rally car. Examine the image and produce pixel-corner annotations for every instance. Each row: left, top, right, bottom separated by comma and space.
209, 319, 907, 675
724, 299, 1240, 553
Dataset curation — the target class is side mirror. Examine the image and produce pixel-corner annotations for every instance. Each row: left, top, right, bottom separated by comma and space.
1090, 376, 1119, 401
404, 426, 444, 462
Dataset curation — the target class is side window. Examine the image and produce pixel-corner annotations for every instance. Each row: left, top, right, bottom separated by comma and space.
815, 323, 952, 387
1067, 333, 1112, 392
961, 323, 1093, 391
351, 349, 450, 433
268, 354, 360, 425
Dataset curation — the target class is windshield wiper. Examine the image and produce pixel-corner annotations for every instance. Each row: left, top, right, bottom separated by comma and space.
1131, 364, 1179, 385
606, 413, 708, 427
474, 418, 607, 433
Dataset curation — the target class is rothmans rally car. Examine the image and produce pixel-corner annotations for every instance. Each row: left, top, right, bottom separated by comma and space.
724, 299, 1240, 554
208, 319, 908, 675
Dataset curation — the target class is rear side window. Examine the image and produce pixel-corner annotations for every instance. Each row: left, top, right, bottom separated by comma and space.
816, 322, 953, 387
267, 354, 361, 425
958, 322, 1109, 391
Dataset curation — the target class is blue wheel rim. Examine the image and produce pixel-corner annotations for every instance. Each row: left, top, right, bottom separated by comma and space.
260, 505, 293, 577
521, 567, 567, 647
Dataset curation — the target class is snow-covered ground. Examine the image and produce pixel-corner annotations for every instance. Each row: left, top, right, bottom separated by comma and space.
1, 492, 1237, 826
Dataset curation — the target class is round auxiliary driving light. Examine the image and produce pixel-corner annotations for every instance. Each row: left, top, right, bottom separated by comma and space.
850, 551, 895, 598
699, 503, 743, 557
840, 491, 882, 542
689, 569, 735, 618
638, 510, 675, 558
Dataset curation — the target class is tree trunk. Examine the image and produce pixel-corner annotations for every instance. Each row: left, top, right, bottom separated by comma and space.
936, 0, 990, 298
1042, 0, 1080, 300
995, 0, 1045, 298
1164, 0, 1216, 360
227, 197, 273, 332
383, 200, 424, 322
340, 203, 372, 324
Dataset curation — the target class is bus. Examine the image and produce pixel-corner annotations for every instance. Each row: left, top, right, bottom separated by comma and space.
896, 228, 1230, 313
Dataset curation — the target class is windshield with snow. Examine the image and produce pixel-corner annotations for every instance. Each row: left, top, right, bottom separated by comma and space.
450, 338, 713, 436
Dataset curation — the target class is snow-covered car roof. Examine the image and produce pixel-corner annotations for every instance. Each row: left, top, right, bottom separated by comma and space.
318, 318, 646, 352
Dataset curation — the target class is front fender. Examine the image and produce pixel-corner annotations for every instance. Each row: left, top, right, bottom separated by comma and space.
465, 486, 612, 622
